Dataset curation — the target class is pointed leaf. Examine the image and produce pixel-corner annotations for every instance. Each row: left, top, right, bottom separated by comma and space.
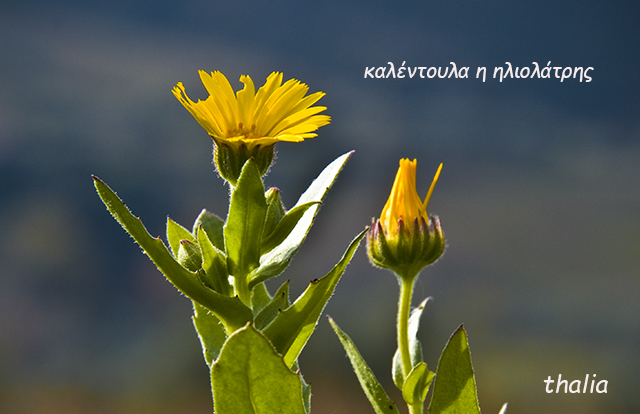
197, 226, 232, 296
167, 217, 196, 257
192, 301, 227, 367
402, 362, 434, 405
254, 281, 290, 330
295, 151, 353, 206
211, 324, 307, 414
224, 160, 267, 278
93, 176, 252, 332
260, 201, 320, 254
263, 229, 366, 367
328, 316, 400, 414
428, 325, 481, 414
246, 151, 354, 289
193, 209, 225, 251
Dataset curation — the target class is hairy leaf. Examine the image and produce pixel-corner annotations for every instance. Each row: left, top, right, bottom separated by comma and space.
211, 324, 307, 414
224, 160, 267, 279
260, 201, 320, 254
328, 316, 400, 414
402, 362, 434, 405
247, 151, 354, 289
167, 217, 196, 257
254, 281, 290, 330
192, 302, 227, 367
428, 325, 481, 414
93, 176, 252, 332
262, 229, 366, 367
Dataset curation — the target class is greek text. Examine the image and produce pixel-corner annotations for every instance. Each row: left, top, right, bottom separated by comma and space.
364, 61, 594, 82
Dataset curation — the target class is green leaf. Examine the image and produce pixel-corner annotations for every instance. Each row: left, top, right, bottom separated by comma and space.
246, 247, 296, 290
193, 209, 225, 251
393, 340, 424, 390
287, 360, 312, 414
192, 301, 227, 367
224, 160, 267, 279
251, 282, 273, 314
300, 371, 312, 414
246, 151, 354, 289
402, 362, 434, 405
254, 281, 290, 330
296, 151, 353, 206
263, 229, 367, 367
260, 201, 320, 254
427, 325, 481, 414
328, 316, 400, 414
93, 176, 252, 332
211, 324, 307, 414
167, 217, 196, 257
197, 226, 232, 296
263, 187, 286, 239
393, 297, 430, 389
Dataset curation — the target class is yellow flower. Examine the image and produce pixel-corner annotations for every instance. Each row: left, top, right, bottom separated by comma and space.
380, 159, 442, 239
367, 159, 445, 279
173, 71, 330, 151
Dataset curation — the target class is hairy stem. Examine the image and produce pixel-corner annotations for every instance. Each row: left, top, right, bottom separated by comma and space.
397, 273, 423, 414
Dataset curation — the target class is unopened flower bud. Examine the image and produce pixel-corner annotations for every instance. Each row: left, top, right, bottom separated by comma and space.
177, 239, 203, 272
367, 159, 445, 279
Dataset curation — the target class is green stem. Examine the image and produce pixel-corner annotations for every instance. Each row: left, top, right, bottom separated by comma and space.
397, 275, 414, 379
397, 273, 423, 414
234, 274, 251, 307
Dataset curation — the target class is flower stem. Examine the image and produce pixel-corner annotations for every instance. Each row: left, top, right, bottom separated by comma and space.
397, 273, 423, 414
398, 276, 414, 379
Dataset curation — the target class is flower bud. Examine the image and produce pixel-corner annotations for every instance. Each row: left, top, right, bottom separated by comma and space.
367, 159, 445, 279
177, 239, 203, 272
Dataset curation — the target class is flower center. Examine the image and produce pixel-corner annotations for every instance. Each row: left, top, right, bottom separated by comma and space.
226, 122, 263, 139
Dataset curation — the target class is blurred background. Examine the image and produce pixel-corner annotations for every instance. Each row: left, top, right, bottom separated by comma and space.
1, 1, 639, 413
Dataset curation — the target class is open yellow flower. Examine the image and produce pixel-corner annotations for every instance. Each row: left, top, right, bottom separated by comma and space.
173, 71, 330, 151
367, 159, 445, 279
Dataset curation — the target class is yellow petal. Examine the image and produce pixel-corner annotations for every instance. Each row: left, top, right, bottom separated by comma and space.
423, 163, 443, 212
236, 75, 256, 127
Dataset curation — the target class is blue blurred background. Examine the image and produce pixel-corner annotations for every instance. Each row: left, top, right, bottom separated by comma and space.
1, 1, 639, 413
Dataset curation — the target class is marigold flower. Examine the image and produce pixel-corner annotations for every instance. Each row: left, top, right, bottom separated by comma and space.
173, 71, 330, 185
173, 71, 330, 149
367, 159, 445, 279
